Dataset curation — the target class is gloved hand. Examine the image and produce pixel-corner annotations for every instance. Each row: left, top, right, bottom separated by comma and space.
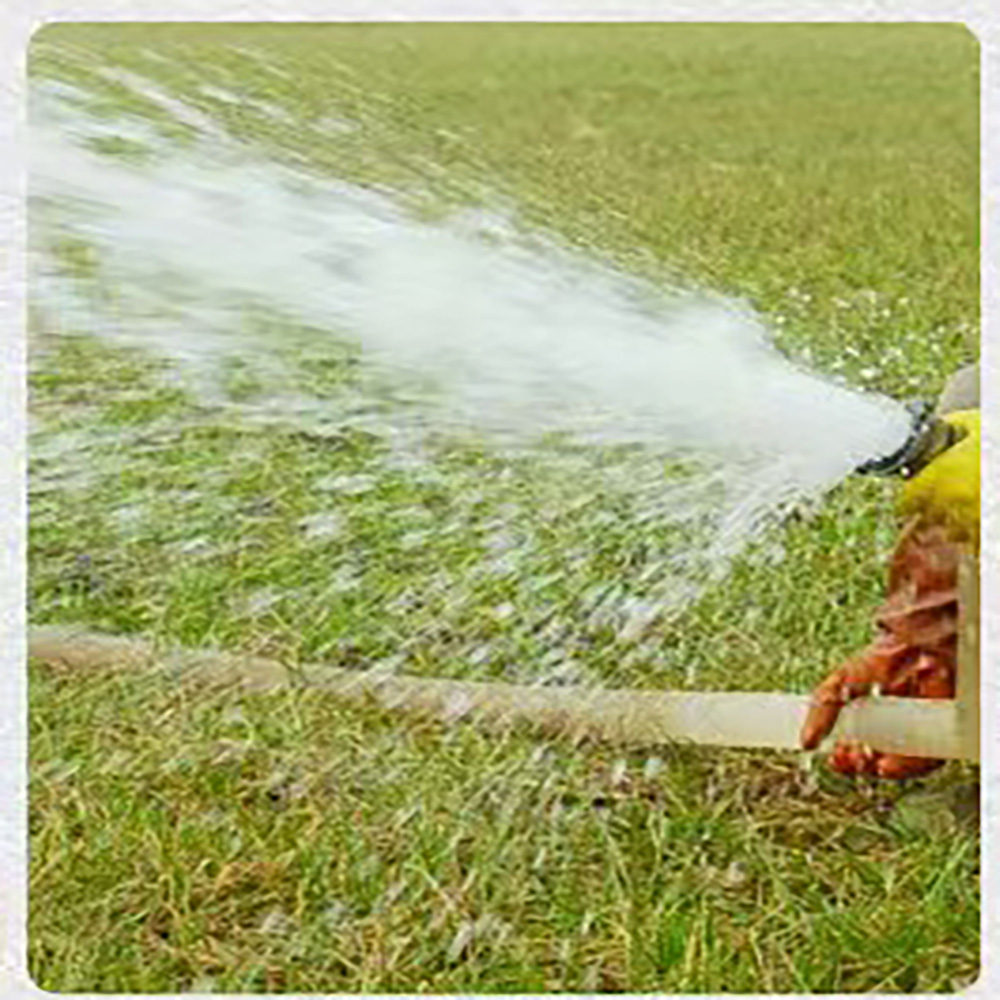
800, 519, 959, 778
800, 409, 978, 779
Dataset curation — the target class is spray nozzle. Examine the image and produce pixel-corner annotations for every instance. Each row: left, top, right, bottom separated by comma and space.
854, 399, 958, 479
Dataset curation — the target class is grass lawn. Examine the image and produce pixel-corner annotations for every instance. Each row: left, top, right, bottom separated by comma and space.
28, 22, 979, 993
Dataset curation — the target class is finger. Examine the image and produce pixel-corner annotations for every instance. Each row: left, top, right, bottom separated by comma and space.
828, 740, 878, 776
874, 754, 944, 780
800, 675, 875, 750
800, 700, 843, 750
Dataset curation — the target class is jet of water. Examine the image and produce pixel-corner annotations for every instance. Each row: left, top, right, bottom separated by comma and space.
28, 70, 913, 627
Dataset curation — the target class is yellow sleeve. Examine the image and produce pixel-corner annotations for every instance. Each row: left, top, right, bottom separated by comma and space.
899, 409, 980, 548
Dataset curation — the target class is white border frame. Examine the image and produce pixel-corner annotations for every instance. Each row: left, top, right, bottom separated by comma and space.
1, 4, 993, 998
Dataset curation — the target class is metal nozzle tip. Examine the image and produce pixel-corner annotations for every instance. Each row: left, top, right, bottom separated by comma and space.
855, 399, 935, 478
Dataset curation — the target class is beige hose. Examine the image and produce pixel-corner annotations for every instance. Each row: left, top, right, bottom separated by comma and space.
27, 624, 976, 761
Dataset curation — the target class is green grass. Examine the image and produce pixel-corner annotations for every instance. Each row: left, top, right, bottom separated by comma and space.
30, 652, 980, 993
28, 23, 979, 993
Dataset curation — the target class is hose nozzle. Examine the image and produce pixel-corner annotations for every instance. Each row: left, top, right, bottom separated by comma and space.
855, 399, 958, 479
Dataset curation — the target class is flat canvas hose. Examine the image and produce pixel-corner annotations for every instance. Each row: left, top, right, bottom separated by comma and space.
27, 558, 978, 764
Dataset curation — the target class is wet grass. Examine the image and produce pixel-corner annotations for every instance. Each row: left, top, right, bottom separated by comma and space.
27, 22, 979, 993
